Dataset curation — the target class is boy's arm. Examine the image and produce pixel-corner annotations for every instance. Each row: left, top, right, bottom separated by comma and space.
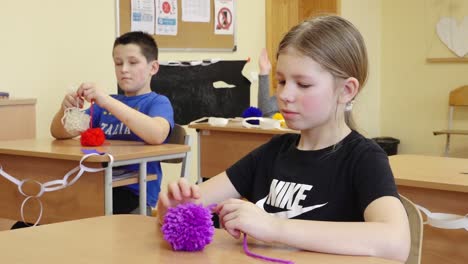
100, 95, 170, 145
50, 108, 80, 139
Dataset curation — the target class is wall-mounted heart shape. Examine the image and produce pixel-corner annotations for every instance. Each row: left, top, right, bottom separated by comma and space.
436, 17, 468, 57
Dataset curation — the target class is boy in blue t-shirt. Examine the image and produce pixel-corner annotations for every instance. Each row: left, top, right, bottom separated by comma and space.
50, 31, 174, 215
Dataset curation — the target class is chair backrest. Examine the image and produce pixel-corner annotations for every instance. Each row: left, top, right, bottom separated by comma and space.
448, 85, 468, 130
162, 124, 191, 178
400, 195, 423, 264
449, 85, 468, 107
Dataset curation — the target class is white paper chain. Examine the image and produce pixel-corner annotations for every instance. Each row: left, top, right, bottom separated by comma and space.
0, 152, 114, 226
416, 204, 468, 231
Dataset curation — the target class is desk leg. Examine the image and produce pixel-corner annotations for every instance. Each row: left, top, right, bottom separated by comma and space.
196, 131, 202, 184
105, 167, 113, 215
139, 162, 147, 215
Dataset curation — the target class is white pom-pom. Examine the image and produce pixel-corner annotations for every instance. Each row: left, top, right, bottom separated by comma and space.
61, 107, 90, 133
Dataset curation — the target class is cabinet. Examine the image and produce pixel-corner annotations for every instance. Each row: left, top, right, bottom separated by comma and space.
0, 99, 36, 140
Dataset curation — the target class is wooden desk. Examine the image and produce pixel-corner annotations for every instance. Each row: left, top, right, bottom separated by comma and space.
390, 154, 468, 264
188, 122, 296, 179
0, 215, 400, 264
0, 98, 36, 140
0, 138, 189, 223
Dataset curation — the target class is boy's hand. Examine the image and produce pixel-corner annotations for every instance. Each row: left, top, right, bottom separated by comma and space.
76, 82, 109, 107
157, 178, 201, 224
215, 198, 280, 243
62, 91, 84, 110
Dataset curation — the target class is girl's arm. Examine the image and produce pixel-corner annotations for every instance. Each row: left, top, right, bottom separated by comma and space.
219, 196, 410, 263
157, 172, 241, 224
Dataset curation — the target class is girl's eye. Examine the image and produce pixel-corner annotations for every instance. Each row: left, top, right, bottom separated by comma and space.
277, 80, 285, 86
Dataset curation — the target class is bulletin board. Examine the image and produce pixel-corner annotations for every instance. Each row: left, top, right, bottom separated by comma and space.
117, 0, 236, 51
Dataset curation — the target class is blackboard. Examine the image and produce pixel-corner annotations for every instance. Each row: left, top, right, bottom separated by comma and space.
118, 0, 236, 51
150, 60, 250, 124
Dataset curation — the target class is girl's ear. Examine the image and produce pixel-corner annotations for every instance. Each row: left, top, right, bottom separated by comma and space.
150, 60, 159, 76
339, 77, 359, 104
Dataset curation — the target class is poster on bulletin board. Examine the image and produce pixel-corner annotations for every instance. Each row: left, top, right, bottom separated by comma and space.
117, 0, 237, 51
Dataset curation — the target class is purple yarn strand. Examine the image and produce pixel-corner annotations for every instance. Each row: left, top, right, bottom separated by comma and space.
243, 233, 294, 264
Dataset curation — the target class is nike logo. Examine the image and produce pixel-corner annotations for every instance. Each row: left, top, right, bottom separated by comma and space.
255, 179, 327, 219
255, 196, 327, 218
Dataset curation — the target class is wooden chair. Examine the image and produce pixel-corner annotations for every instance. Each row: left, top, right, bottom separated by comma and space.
400, 195, 423, 264
112, 124, 191, 187
433, 85, 468, 156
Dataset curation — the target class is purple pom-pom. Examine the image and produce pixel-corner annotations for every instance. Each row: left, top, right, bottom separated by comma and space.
162, 203, 215, 251
242, 106, 263, 125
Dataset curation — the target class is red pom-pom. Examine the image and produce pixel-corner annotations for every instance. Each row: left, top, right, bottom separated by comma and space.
80, 128, 105, 146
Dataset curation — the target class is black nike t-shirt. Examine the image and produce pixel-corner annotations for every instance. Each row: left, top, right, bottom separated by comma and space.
226, 131, 398, 221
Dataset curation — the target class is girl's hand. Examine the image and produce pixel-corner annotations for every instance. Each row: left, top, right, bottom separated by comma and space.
215, 198, 281, 243
76, 82, 109, 107
62, 91, 83, 110
157, 178, 201, 224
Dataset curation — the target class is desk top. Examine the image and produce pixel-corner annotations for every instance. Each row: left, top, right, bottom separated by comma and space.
189, 122, 298, 135
0, 215, 399, 264
0, 138, 190, 162
390, 154, 468, 193
0, 98, 36, 106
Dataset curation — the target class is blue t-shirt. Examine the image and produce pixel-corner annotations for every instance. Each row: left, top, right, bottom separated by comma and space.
86, 92, 174, 207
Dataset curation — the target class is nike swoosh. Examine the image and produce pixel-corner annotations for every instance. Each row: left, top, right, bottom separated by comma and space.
255, 196, 327, 219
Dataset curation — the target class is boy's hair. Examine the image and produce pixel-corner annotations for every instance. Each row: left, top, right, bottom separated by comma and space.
277, 15, 368, 130
113, 31, 158, 62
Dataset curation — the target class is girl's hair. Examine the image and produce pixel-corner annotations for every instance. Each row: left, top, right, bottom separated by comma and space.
277, 15, 368, 130
113, 31, 158, 62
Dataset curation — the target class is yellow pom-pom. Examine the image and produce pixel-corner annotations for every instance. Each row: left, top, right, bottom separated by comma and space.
272, 113, 284, 120
272, 113, 287, 128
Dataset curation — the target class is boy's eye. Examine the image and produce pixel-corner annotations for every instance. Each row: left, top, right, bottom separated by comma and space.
277, 80, 285, 86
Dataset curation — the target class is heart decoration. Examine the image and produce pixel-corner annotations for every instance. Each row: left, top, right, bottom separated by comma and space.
436, 16, 468, 57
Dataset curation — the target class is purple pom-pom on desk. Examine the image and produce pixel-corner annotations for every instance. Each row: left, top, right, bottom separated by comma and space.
162, 203, 215, 251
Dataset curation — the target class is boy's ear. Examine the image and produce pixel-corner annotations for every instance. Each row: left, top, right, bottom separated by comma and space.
339, 77, 359, 104
150, 60, 159, 75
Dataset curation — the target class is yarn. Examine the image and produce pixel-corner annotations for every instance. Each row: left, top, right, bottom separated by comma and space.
76, 102, 105, 147
161, 202, 294, 263
272, 112, 287, 128
242, 106, 263, 125
80, 128, 105, 146
162, 203, 215, 251
62, 107, 90, 134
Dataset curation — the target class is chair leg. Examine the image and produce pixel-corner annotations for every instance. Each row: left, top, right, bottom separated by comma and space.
444, 134, 450, 157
